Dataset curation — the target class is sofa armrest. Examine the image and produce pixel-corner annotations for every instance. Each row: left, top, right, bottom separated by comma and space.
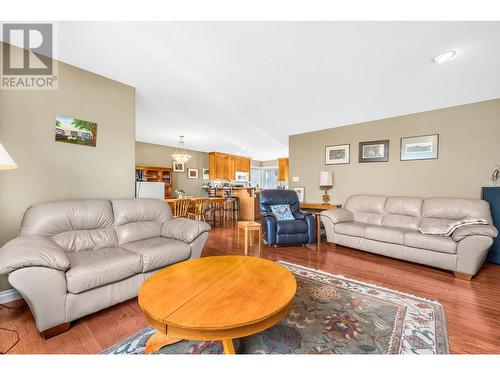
0, 236, 70, 274
161, 218, 211, 244
320, 208, 354, 224
451, 224, 498, 242
293, 210, 312, 220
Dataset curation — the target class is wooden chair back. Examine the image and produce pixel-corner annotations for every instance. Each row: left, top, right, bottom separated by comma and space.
171, 199, 191, 218
187, 198, 210, 221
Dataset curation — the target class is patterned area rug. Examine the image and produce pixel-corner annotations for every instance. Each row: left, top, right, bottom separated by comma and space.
102, 261, 449, 354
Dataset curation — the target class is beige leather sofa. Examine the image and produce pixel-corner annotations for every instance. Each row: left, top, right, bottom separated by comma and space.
0, 198, 211, 336
321, 195, 498, 279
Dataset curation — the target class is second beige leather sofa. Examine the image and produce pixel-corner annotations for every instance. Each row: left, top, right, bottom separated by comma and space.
321, 195, 497, 279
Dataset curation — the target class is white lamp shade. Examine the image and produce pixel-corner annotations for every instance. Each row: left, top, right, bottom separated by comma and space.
0, 142, 17, 170
319, 171, 333, 187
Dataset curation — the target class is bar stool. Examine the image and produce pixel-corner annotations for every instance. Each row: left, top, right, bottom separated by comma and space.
207, 198, 225, 226
224, 197, 239, 221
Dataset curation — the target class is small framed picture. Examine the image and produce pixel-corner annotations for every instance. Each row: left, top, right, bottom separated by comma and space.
293, 187, 305, 203
202, 168, 210, 180
172, 162, 185, 172
359, 140, 389, 163
187, 168, 199, 179
400, 134, 439, 161
325, 144, 350, 165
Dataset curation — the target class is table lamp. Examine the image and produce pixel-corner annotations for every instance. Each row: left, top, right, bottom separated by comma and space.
319, 171, 333, 204
0, 142, 17, 170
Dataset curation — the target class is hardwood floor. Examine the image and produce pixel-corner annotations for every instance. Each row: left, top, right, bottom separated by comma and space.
1, 222, 500, 354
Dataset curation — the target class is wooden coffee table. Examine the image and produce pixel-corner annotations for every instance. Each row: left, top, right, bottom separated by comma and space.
138, 256, 297, 354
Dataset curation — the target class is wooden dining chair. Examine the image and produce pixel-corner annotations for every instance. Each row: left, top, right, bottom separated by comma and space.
171, 199, 191, 218
188, 198, 210, 222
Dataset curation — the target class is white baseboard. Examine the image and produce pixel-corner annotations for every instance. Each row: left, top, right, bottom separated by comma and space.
0, 288, 22, 304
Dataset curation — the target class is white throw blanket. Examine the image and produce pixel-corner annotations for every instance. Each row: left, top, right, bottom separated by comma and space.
418, 218, 489, 236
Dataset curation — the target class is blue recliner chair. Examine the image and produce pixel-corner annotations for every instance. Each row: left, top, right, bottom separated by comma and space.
260, 189, 316, 246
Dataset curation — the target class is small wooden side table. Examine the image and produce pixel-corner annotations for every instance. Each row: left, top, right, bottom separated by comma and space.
237, 221, 261, 254
300, 203, 336, 247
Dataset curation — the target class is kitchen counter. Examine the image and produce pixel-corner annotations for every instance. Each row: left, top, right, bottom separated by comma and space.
203, 187, 260, 221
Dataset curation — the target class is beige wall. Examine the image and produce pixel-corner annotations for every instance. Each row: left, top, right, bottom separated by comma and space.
0, 46, 136, 291
289, 99, 500, 205
135, 142, 209, 197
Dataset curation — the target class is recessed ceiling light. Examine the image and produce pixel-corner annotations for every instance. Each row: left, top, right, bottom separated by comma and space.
432, 50, 456, 64
241, 146, 247, 150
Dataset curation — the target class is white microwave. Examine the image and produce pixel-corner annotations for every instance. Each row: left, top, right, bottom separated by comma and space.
235, 171, 249, 182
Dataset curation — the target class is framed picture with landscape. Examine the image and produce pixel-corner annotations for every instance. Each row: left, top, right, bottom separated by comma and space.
55, 114, 97, 147
325, 144, 350, 165
400, 134, 439, 161
359, 140, 389, 163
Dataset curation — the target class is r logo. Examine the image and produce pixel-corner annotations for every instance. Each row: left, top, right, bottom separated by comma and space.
2, 23, 53, 75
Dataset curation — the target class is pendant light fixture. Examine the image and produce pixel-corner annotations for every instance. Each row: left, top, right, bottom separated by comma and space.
172, 135, 192, 164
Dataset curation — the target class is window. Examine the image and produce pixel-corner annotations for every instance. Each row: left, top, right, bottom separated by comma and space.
251, 167, 278, 189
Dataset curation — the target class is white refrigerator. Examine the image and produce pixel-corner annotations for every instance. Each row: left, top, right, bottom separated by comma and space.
135, 182, 165, 199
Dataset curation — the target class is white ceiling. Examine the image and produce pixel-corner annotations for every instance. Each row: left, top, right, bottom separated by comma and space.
43, 22, 500, 159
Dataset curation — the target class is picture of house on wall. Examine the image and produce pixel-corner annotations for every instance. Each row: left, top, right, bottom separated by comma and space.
55, 114, 98, 147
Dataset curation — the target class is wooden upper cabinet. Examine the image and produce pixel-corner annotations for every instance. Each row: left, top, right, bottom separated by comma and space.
278, 158, 289, 182
234, 157, 251, 173
209, 152, 251, 180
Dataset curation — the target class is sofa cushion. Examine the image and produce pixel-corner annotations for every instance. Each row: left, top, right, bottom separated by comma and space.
344, 195, 386, 225
19, 200, 117, 252
404, 232, 457, 254
276, 220, 308, 234
334, 222, 370, 238
321, 208, 354, 224
121, 237, 191, 272
421, 198, 493, 223
365, 225, 409, 245
382, 196, 423, 230
112, 198, 173, 245
65, 247, 142, 293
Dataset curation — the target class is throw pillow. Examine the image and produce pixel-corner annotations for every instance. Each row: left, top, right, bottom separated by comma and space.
270, 204, 295, 221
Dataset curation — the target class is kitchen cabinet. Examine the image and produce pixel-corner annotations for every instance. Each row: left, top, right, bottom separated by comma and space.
209, 152, 251, 180
278, 158, 289, 182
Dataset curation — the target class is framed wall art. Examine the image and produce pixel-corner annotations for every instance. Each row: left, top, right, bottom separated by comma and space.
55, 114, 97, 147
172, 162, 185, 172
187, 168, 199, 179
359, 140, 389, 163
293, 187, 305, 203
202, 168, 210, 180
400, 134, 439, 161
325, 144, 350, 165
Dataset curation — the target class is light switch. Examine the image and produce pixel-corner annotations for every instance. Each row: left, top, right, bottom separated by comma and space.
292, 176, 299, 182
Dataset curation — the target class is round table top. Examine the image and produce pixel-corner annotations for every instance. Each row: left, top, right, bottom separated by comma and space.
138, 256, 296, 332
